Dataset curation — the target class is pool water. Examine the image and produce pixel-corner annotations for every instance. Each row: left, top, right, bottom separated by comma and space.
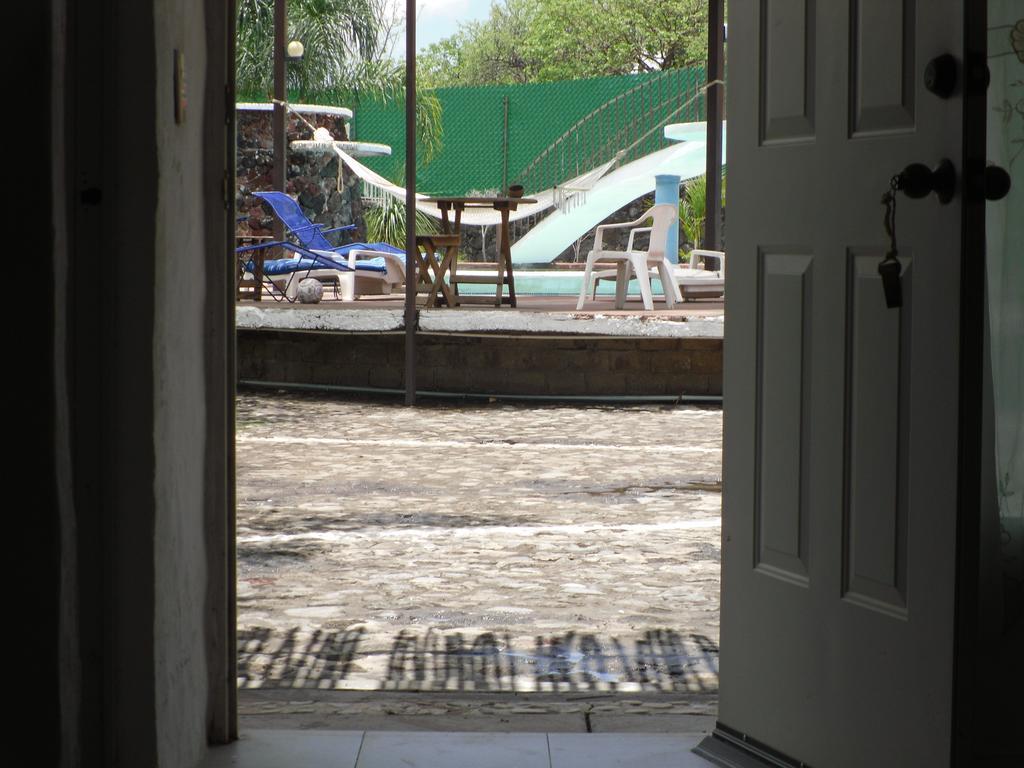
452, 268, 671, 297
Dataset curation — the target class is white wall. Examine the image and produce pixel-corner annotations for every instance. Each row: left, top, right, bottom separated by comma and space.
152, 1, 211, 765
56, 0, 231, 764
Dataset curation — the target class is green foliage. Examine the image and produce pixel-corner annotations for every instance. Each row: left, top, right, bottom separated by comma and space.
364, 195, 437, 247
419, 0, 539, 88
236, 0, 444, 165
528, 0, 708, 82
680, 172, 726, 252
412, 89, 444, 166
417, 37, 466, 89
418, 0, 709, 87
236, 0, 377, 99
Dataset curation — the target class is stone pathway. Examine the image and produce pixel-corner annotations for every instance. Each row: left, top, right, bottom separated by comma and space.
236, 393, 722, 695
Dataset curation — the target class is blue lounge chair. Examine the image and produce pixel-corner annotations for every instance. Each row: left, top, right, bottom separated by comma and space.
237, 239, 406, 301
251, 191, 407, 299
253, 191, 357, 251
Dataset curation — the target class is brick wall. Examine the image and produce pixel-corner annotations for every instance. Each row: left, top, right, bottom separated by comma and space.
238, 329, 722, 398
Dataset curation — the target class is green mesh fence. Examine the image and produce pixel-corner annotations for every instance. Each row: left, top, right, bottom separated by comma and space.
349, 68, 706, 196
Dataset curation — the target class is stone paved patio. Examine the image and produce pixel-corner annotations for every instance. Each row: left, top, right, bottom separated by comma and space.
236, 393, 722, 696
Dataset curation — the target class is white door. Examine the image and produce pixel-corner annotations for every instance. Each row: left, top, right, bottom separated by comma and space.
706, 3, 966, 766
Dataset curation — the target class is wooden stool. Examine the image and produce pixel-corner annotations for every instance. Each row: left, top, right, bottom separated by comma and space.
415, 233, 461, 307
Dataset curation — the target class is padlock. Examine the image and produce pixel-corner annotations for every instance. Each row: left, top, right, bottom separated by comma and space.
878, 256, 902, 309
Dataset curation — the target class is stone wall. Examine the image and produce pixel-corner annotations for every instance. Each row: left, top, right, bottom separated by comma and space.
236, 110, 367, 243
238, 329, 723, 398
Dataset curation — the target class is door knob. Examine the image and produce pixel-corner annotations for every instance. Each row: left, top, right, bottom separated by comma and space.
895, 159, 956, 204
924, 54, 957, 98
983, 165, 1012, 201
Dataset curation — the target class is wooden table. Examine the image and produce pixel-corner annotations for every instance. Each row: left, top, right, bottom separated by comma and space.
421, 197, 537, 308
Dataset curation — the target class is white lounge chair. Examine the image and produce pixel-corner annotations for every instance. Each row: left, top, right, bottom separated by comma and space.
590, 248, 726, 302
674, 249, 725, 300
309, 247, 406, 301
576, 203, 682, 311
238, 242, 406, 302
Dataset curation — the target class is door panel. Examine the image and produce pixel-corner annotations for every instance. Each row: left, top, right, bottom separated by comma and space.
757, 252, 813, 584
760, 0, 816, 144
708, 1, 964, 766
843, 253, 912, 616
850, 0, 916, 136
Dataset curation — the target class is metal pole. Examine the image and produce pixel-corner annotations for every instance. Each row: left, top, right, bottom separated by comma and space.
704, 0, 724, 251
501, 95, 510, 194
273, 0, 287, 244
403, 0, 417, 405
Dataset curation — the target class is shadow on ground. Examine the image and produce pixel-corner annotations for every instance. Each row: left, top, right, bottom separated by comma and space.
238, 626, 718, 694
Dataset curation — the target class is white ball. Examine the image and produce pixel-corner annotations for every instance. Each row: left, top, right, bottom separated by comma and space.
297, 278, 324, 303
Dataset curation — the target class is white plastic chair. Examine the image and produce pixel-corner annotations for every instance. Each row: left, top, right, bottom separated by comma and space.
576, 203, 682, 311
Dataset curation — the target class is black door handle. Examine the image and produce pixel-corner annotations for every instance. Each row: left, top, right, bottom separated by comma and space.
924, 54, 957, 99
983, 165, 1012, 201
895, 159, 956, 204
965, 163, 1013, 201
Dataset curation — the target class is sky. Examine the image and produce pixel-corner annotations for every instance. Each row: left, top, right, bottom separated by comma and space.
405, 0, 492, 51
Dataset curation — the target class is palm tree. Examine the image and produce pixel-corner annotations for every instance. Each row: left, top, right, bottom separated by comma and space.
680, 172, 726, 254
236, 0, 378, 99
365, 194, 438, 247
236, 0, 442, 162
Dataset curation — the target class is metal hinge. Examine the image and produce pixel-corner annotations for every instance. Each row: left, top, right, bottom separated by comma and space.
223, 170, 232, 210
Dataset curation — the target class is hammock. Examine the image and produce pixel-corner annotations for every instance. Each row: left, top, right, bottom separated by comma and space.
297, 127, 618, 227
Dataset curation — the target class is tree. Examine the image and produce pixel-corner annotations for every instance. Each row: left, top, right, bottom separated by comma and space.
527, 0, 708, 82
236, 0, 380, 99
419, 0, 539, 88
418, 0, 708, 87
236, 0, 443, 163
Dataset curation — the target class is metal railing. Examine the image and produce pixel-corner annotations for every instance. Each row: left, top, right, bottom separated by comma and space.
509, 69, 707, 199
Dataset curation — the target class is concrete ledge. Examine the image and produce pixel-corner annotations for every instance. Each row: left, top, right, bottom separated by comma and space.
236, 305, 724, 339
237, 306, 405, 332
238, 328, 723, 398
419, 310, 723, 338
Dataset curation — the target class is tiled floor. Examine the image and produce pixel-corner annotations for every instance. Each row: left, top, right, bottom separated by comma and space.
203, 729, 716, 767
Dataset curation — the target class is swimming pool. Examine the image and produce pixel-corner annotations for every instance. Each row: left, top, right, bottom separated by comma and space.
451, 268, 673, 297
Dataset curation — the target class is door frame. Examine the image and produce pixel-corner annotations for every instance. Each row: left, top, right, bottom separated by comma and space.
951, 0, 990, 764
205, 0, 993, 761
207, 0, 239, 745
